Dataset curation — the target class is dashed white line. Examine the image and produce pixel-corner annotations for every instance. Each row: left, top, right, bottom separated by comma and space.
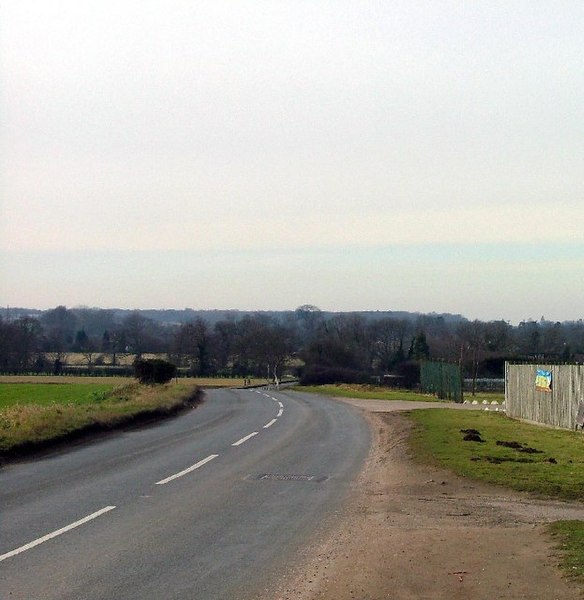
155, 454, 219, 485
0, 505, 116, 563
232, 432, 258, 446
2, 389, 289, 564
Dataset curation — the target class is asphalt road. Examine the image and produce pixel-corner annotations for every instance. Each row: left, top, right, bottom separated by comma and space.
0, 387, 370, 599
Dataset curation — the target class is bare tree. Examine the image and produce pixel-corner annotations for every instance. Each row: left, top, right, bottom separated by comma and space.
172, 318, 211, 376
121, 312, 149, 359
456, 320, 487, 395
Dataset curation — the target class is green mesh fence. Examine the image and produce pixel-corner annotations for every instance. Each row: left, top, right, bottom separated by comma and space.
420, 360, 463, 403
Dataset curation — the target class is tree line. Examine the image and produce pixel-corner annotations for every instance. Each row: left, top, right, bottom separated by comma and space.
1, 305, 583, 383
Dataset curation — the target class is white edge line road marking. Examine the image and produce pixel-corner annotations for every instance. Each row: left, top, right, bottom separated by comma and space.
155, 454, 219, 485
232, 432, 258, 446
263, 419, 277, 429
277, 408, 283, 417
0, 505, 116, 563
278, 401, 283, 408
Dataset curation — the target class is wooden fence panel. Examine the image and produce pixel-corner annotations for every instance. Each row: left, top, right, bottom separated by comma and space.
505, 364, 584, 430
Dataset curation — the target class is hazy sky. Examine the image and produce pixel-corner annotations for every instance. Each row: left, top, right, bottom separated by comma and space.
1, 1, 583, 323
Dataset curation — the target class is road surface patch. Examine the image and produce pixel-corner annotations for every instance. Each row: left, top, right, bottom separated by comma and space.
255, 474, 328, 483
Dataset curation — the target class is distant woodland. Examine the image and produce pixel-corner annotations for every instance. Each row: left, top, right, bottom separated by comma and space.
1, 305, 583, 383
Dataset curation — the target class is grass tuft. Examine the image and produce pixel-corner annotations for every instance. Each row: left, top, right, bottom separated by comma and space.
548, 521, 584, 584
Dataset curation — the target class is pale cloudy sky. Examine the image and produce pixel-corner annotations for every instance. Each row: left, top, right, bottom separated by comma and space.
1, 0, 583, 322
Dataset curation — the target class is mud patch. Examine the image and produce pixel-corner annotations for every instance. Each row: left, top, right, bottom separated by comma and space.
497, 440, 543, 454
471, 455, 536, 464
461, 428, 485, 442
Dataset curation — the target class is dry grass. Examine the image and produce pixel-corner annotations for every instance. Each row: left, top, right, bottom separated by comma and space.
0, 375, 266, 387
42, 352, 156, 366
0, 381, 200, 455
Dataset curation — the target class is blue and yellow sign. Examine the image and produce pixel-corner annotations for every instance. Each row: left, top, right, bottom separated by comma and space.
535, 369, 552, 392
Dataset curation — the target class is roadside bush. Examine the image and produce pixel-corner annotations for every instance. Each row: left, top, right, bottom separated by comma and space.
134, 358, 176, 384
300, 365, 369, 385
393, 360, 421, 389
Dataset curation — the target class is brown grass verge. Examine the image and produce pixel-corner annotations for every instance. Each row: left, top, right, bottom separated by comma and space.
0, 375, 268, 387
0, 382, 203, 464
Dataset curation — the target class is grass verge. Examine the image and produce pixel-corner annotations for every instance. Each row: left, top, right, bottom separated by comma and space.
406, 409, 584, 586
548, 521, 584, 584
0, 381, 201, 459
295, 384, 439, 402
296, 383, 504, 404
406, 409, 584, 500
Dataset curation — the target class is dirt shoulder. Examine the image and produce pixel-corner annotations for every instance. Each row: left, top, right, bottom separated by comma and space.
270, 401, 584, 600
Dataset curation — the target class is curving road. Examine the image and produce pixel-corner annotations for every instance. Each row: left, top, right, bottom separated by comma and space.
0, 388, 370, 599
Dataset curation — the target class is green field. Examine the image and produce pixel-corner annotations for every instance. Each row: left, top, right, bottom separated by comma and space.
0, 383, 117, 408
